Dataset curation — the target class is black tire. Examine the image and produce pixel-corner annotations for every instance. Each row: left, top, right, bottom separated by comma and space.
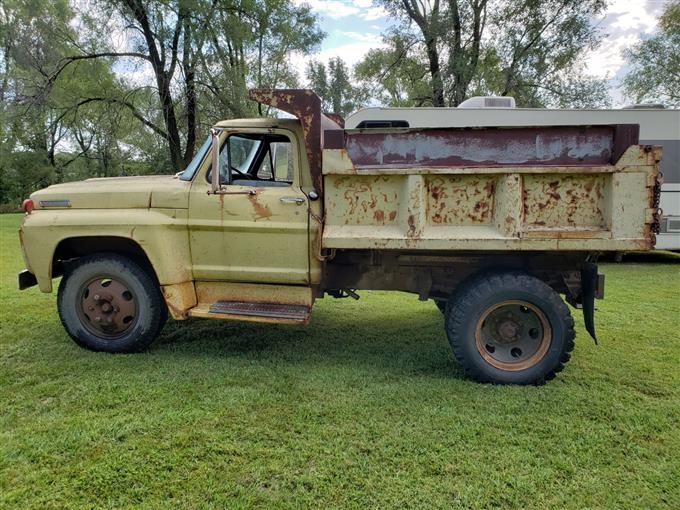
57, 253, 167, 353
444, 272, 574, 385
434, 299, 447, 314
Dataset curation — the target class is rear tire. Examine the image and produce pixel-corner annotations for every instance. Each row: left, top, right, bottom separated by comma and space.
57, 254, 166, 353
444, 272, 574, 385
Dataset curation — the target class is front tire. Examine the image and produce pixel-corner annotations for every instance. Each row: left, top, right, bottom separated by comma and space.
57, 254, 166, 353
445, 272, 574, 385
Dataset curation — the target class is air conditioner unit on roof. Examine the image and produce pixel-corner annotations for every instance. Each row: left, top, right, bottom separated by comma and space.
458, 96, 516, 108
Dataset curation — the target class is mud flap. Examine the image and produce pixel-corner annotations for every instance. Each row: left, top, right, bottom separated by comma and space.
581, 262, 598, 344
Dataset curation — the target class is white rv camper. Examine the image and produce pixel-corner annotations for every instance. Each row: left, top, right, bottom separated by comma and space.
346, 101, 680, 251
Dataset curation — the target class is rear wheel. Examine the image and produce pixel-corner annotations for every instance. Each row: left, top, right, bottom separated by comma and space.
58, 254, 166, 353
445, 272, 574, 384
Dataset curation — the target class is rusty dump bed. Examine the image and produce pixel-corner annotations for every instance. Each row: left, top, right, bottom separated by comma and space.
320, 125, 662, 252
248, 89, 662, 253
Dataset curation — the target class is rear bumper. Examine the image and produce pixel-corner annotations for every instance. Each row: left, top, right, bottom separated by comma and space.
18, 270, 38, 290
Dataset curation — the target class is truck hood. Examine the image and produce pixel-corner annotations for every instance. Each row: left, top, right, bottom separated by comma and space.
30, 175, 191, 210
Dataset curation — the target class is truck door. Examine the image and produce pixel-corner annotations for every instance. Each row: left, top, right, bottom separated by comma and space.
187, 129, 310, 284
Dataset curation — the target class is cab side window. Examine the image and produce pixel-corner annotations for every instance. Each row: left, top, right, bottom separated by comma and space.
253, 139, 294, 185
207, 133, 294, 187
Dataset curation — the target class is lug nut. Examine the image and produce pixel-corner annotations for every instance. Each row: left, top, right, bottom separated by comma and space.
94, 316, 101, 322
94, 294, 100, 301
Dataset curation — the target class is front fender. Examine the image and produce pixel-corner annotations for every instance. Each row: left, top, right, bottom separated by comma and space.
20, 208, 191, 292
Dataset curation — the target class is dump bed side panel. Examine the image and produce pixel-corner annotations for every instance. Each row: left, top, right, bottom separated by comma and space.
321, 126, 661, 252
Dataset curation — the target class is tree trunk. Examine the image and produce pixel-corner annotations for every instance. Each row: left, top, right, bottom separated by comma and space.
425, 35, 445, 107
123, 0, 184, 172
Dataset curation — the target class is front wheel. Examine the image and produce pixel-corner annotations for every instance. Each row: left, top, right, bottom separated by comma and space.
445, 272, 574, 385
57, 254, 167, 353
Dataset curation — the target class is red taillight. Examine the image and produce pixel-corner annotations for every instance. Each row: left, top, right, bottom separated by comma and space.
22, 199, 34, 214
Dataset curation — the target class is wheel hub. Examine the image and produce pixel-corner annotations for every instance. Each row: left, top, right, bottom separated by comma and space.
496, 318, 520, 342
79, 278, 137, 337
475, 300, 552, 371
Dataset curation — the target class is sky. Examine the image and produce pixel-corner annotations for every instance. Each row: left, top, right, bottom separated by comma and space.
292, 0, 671, 106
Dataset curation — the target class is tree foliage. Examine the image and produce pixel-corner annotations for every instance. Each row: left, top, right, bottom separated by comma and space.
0, 0, 324, 206
306, 57, 366, 116
59, 0, 324, 172
0, 0, 133, 203
359, 0, 611, 108
623, 1, 680, 106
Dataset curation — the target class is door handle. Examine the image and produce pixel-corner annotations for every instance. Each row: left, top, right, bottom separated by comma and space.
280, 196, 305, 205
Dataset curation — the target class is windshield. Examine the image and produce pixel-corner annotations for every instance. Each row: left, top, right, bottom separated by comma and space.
178, 136, 211, 181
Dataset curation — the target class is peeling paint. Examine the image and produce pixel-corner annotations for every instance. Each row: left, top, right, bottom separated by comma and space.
346, 126, 616, 168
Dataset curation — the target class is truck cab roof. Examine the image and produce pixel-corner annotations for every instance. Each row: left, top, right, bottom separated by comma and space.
214, 118, 301, 130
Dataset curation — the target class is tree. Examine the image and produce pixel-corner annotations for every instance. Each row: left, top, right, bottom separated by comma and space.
39, 0, 324, 173
355, 31, 433, 106
623, 1, 680, 106
362, 0, 610, 108
0, 0, 127, 188
0, 0, 325, 207
387, 0, 446, 106
306, 57, 366, 116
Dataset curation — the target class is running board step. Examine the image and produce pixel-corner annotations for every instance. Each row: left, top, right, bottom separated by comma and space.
209, 301, 310, 321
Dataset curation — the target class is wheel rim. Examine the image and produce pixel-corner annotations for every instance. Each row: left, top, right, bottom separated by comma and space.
474, 300, 551, 371
77, 276, 138, 338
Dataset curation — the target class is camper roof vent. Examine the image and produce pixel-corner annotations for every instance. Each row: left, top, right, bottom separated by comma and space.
458, 96, 516, 109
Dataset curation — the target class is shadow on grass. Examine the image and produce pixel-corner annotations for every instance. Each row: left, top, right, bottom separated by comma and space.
153, 302, 461, 379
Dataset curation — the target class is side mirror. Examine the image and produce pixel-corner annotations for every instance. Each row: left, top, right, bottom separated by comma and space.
210, 128, 220, 194
308, 190, 319, 201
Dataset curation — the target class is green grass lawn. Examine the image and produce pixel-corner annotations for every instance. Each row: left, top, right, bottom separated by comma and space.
1, 213, 679, 509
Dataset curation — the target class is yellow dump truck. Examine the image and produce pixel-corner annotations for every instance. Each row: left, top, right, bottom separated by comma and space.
18, 90, 662, 384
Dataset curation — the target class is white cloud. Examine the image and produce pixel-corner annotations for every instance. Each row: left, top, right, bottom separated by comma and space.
335, 30, 383, 44
118, 63, 156, 87
290, 38, 388, 84
585, 33, 640, 79
315, 40, 387, 67
605, 0, 662, 32
294, 0, 388, 21
582, 0, 669, 104
364, 6, 389, 21
294, 0, 361, 19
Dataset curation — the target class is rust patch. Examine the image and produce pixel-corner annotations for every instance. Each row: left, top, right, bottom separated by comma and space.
523, 174, 606, 228
388, 211, 397, 221
248, 89, 341, 195
407, 215, 417, 237
165, 300, 189, 320
162, 282, 197, 320
247, 193, 272, 220
330, 175, 400, 225
426, 175, 495, 225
